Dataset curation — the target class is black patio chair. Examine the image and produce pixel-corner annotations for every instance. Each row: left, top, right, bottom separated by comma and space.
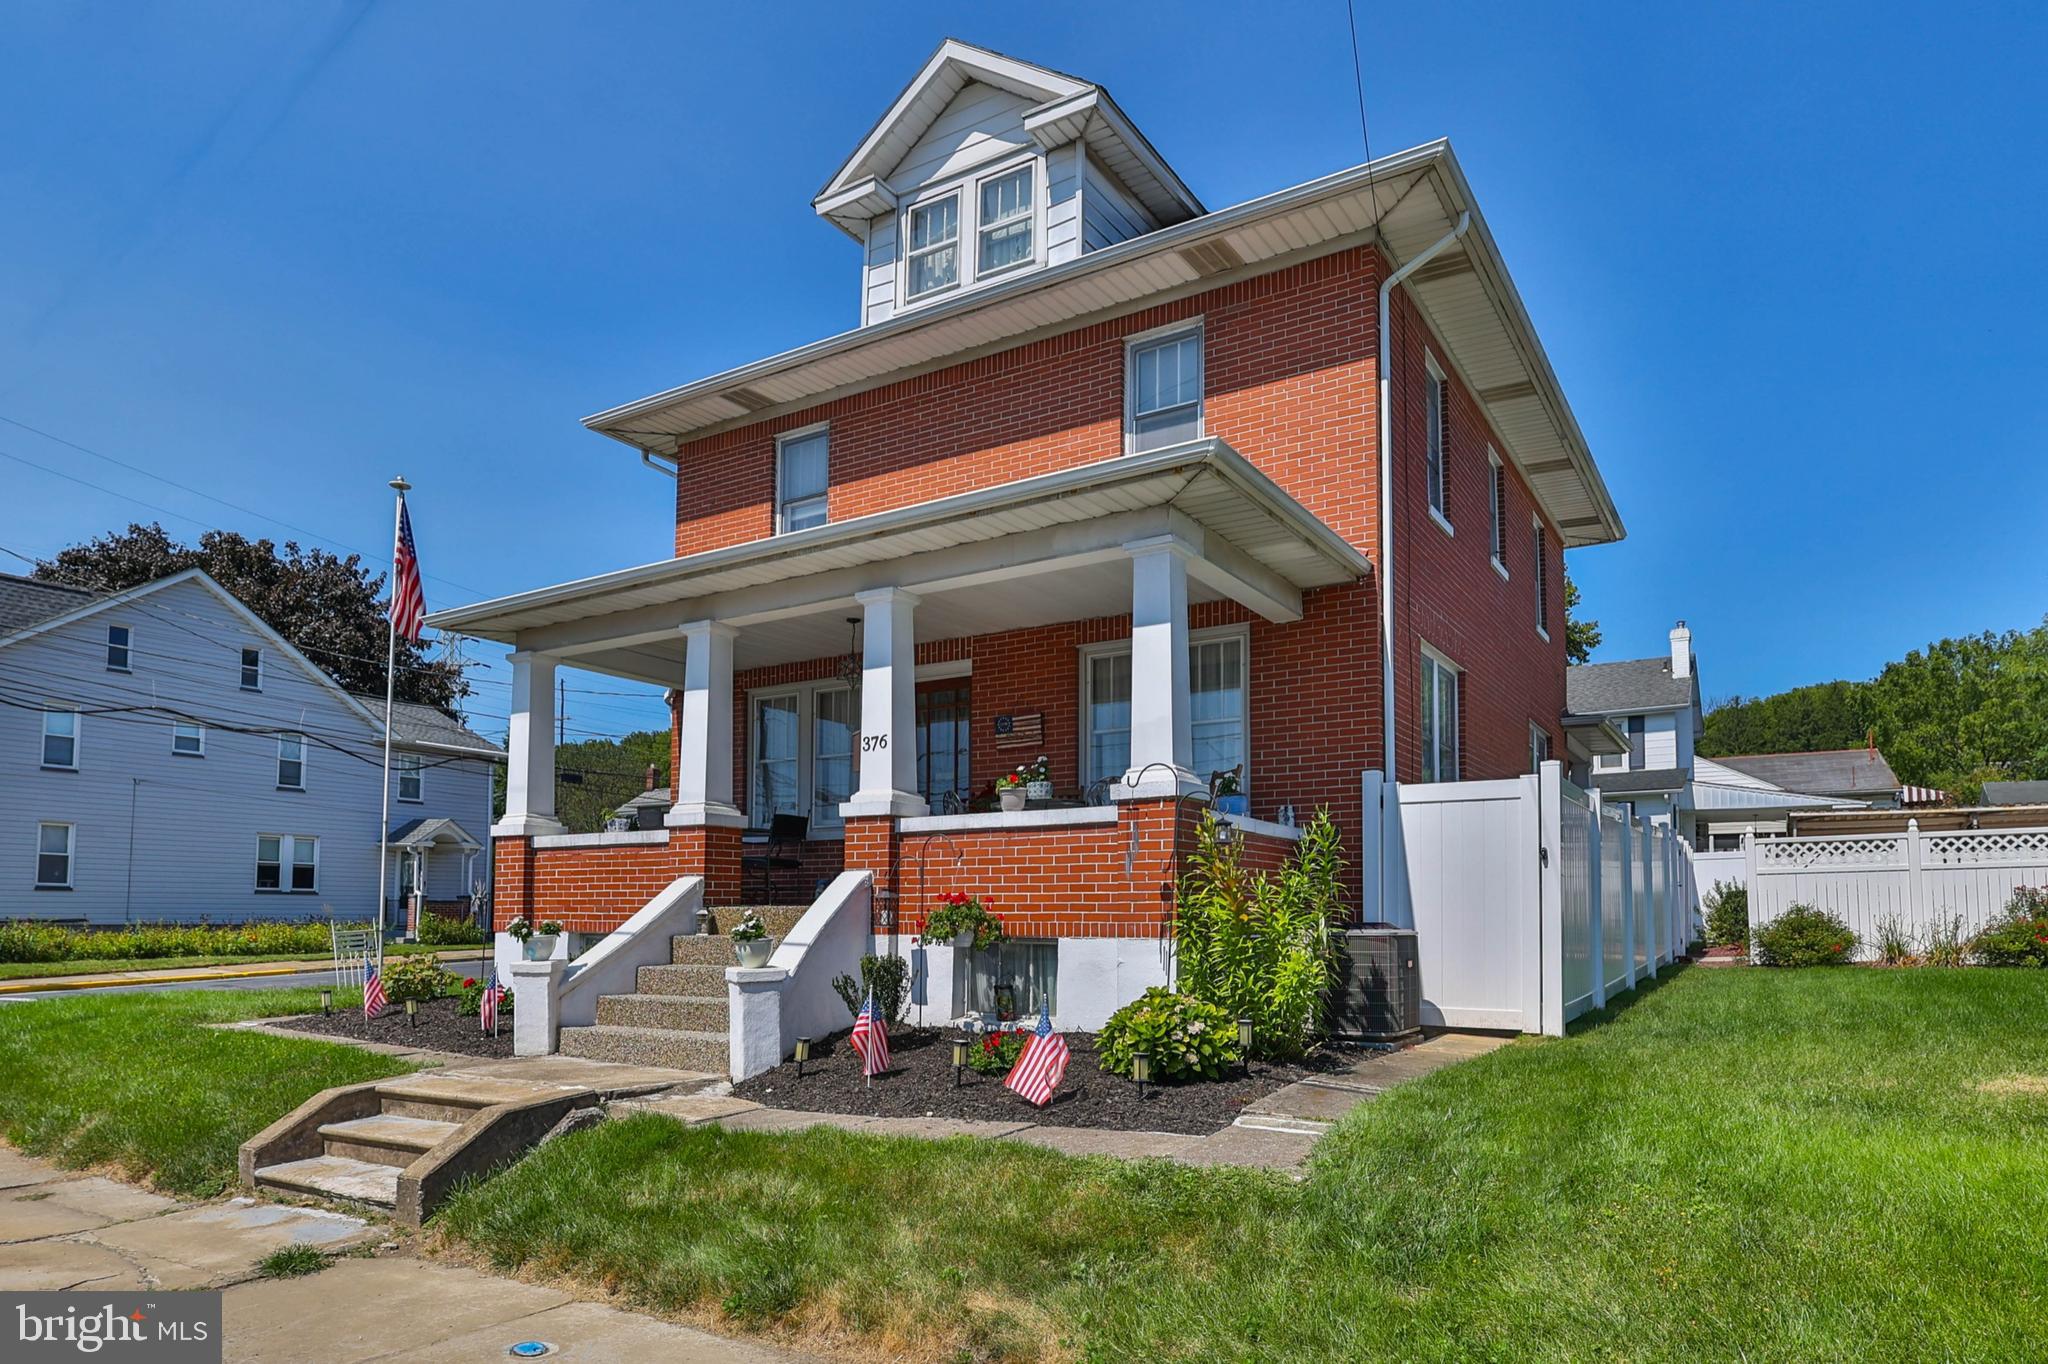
742, 813, 809, 903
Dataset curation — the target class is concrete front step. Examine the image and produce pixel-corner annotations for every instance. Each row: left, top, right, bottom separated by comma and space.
701, 905, 808, 937
670, 934, 745, 966
318, 1113, 459, 1168
596, 992, 726, 1032
559, 1024, 727, 1073
637, 962, 728, 995
373, 1075, 550, 1125
253, 1155, 400, 1208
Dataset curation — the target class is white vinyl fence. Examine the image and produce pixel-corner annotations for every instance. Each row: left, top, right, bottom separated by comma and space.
1368, 762, 1696, 1037
1745, 823, 2048, 958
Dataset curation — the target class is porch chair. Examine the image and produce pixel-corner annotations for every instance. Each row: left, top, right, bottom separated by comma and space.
743, 813, 810, 904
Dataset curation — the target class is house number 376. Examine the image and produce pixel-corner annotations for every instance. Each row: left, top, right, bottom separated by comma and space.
862, 734, 889, 752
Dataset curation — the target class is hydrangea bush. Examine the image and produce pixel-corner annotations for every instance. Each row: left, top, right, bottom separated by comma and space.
1097, 987, 1240, 1082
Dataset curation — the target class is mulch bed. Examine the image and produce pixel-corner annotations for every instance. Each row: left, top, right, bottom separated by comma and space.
731, 1027, 1364, 1135
273, 995, 514, 1059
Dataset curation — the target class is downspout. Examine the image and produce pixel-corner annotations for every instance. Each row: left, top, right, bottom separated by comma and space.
640, 449, 678, 478
1376, 210, 1469, 783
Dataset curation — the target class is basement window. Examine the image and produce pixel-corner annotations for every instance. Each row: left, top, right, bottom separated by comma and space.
958, 938, 1059, 1022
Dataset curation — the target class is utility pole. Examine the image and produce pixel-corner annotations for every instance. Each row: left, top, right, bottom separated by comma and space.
557, 676, 566, 746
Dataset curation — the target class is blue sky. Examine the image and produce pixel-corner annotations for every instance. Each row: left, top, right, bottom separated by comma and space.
2, 2, 2042, 739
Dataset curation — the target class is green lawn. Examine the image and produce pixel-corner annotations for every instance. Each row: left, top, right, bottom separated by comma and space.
0, 941, 482, 982
433, 968, 2048, 1362
0, 988, 413, 1196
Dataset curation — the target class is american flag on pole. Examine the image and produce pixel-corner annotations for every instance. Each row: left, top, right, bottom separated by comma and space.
1003, 999, 1069, 1107
389, 496, 426, 643
849, 989, 890, 1083
362, 960, 387, 1020
480, 969, 505, 1034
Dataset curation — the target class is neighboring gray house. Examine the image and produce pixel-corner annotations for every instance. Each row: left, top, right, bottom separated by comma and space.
0, 568, 500, 926
1712, 749, 1902, 809
1566, 622, 1702, 830
1983, 780, 2048, 806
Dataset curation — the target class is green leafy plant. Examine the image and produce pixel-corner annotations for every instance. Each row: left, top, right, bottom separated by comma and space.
0, 919, 335, 964
1969, 887, 2048, 967
920, 892, 1004, 951
416, 912, 483, 946
1874, 914, 1915, 967
382, 953, 454, 1003
1754, 904, 1858, 967
995, 756, 1048, 791
1924, 912, 1969, 968
1098, 987, 1240, 1082
966, 1028, 1029, 1076
538, 919, 565, 936
830, 954, 910, 1024
1174, 809, 1340, 1060
730, 911, 769, 943
257, 1245, 328, 1279
505, 917, 533, 944
1703, 883, 1749, 949
457, 976, 514, 1017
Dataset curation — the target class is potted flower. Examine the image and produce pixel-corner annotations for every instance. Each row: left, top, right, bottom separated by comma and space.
1213, 770, 1249, 818
730, 910, 773, 968
921, 892, 1004, 952
1022, 754, 1053, 803
995, 769, 1028, 812
507, 916, 550, 961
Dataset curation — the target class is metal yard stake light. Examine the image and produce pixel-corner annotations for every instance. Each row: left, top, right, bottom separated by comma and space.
405, 998, 418, 1029
795, 1036, 811, 1078
952, 1036, 970, 1087
1237, 1017, 1255, 1076
319, 988, 334, 1017
1133, 1050, 1152, 1101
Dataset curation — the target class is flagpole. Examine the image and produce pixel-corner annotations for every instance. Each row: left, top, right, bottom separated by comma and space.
377, 476, 409, 939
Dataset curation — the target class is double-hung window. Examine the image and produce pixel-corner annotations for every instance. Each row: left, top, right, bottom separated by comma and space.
1532, 518, 1551, 639
1627, 716, 1646, 770
276, 734, 305, 790
747, 685, 853, 833
1082, 629, 1247, 788
1425, 353, 1451, 527
106, 624, 131, 671
904, 192, 961, 300
396, 752, 424, 802
1419, 646, 1460, 783
36, 822, 74, 889
1489, 450, 1509, 575
171, 721, 204, 757
776, 427, 830, 533
811, 687, 855, 828
748, 693, 802, 827
41, 706, 78, 770
1127, 325, 1203, 453
240, 648, 262, 691
256, 834, 318, 893
976, 165, 1034, 277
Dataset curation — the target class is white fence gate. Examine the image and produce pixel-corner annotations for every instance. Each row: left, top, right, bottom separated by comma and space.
1368, 762, 1697, 1037
1745, 823, 2048, 958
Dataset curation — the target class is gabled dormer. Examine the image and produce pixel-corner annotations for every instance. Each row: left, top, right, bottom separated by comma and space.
814, 39, 1204, 326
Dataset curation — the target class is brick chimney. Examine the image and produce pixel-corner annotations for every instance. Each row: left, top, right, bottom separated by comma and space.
645, 763, 659, 793
1670, 620, 1693, 680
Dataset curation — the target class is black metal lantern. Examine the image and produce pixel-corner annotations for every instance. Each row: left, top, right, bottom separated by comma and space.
952, 1036, 970, 1086
1237, 1017, 1254, 1074
794, 1036, 811, 1078
1132, 1050, 1152, 1100
404, 997, 418, 1028
319, 988, 334, 1017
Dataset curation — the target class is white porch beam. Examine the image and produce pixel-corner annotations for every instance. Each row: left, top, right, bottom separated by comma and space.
495, 651, 566, 837
666, 621, 743, 829
1118, 536, 1201, 799
842, 587, 927, 818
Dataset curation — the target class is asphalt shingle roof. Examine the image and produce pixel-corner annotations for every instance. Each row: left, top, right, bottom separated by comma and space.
1565, 657, 1694, 715
1715, 749, 1899, 797
0, 572, 99, 635
350, 695, 504, 757
1982, 780, 2048, 806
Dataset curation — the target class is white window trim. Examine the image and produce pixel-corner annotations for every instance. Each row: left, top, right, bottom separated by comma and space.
900, 185, 963, 304
171, 720, 205, 757
396, 752, 424, 803
277, 733, 307, 791
972, 160, 1039, 283
1419, 642, 1461, 784
240, 647, 263, 692
745, 680, 855, 836
1078, 623, 1250, 788
40, 704, 79, 772
106, 623, 132, 673
1123, 318, 1206, 456
1488, 448, 1510, 580
897, 149, 1045, 310
35, 821, 74, 890
1532, 515, 1551, 642
1530, 722, 1552, 774
255, 833, 319, 894
773, 422, 830, 535
1424, 350, 1452, 534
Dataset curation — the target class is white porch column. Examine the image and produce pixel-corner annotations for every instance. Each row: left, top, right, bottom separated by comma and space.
1118, 535, 1201, 799
666, 620, 744, 828
842, 586, 927, 818
495, 650, 565, 837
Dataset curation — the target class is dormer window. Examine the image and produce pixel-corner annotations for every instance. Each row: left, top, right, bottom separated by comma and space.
976, 165, 1034, 277
904, 194, 960, 300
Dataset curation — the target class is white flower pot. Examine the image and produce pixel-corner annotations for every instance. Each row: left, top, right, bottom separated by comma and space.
523, 934, 558, 962
999, 787, 1026, 812
735, 937, 774, 969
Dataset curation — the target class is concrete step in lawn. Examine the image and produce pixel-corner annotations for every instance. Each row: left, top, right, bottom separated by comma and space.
252, 1155, 402, 1208
316, 1114, 460, 1168
558, 1024, 728, 1073
596, 992, 726, 1032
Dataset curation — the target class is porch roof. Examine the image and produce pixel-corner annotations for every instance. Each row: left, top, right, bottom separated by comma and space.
427, 439, 1370, 680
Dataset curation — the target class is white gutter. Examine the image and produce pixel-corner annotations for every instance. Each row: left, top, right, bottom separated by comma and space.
1378, 210, 1470, 783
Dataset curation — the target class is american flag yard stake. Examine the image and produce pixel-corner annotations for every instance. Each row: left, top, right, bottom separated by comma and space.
850, 989, 890, 1086
1004, 998, 1070, 1107
481, 969, 505, 1036
362, 959, 387, 1021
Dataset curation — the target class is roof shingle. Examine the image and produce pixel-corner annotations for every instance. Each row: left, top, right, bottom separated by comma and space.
1565, 657, 1694, 715
1715, 750, 1899, 797
0, 572, 99, 636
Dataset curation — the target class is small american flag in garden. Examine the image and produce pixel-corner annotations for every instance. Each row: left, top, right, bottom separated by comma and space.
850, 989, 890, 1084
362, 960, 387, 1019
1004, 999, 1069, 1107
480, 969, 505, 1034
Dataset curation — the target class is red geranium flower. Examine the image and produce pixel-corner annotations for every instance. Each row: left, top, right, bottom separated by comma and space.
463, 978, 477, 988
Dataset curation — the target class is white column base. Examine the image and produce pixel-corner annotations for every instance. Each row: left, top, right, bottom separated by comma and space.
841, 791, 929, 819
664, 801, 746, 829
492, 813, 568, 838
508, 958, 564, 1056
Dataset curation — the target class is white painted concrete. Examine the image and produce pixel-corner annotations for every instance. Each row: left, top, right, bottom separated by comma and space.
509, 959, 563, 1057
669, 621, 744, 828
899, 807, 1116, 834
843, 587, 927, 818
496, 652, 565, 838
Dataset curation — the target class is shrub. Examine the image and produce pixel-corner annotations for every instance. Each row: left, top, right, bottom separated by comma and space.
1703, 884, 1749, 948
1174, 810, 1340, 1060
830, 954, 910, 1025
382, 953, 454, 1004
1925, 913, 1969, 968
1969, 887, 2048, 967
417, 912, 484, 946
1098, 988, 1240, 1082
457, 976, 514, 1016
967, 1028, 1029, 1076
0, 919, 334, 964
1874, 914, 1915, 967
1754, 904, 1858, 967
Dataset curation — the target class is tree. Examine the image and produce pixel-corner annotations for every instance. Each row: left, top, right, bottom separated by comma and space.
490, 729, 672, 832
1698, 681, 1868, 758
1563, 570, 1601, 665
33, 522, 466, 709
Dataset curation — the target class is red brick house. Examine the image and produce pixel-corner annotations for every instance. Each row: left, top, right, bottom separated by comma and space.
430, 40, 1624, 1064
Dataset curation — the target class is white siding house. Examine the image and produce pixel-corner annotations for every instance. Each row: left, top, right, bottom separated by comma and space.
0, 569, 500, 925
1566, 622, 1702, 831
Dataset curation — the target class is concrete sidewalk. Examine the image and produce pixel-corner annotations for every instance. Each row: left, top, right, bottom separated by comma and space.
0, 1145, 815, 1362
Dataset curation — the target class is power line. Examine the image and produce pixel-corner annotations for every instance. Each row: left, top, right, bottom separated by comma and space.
1344, 0, 1380, 217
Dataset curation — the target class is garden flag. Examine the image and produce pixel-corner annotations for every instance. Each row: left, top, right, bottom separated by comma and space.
1004, 999, 1069, 1107
389, 494, 427, 643
481, 969, 505, 1035
362, 960, 387, 1020
850, 989, 890, 1084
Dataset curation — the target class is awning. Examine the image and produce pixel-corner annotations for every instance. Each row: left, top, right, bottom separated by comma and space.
387, 817, 482, 852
